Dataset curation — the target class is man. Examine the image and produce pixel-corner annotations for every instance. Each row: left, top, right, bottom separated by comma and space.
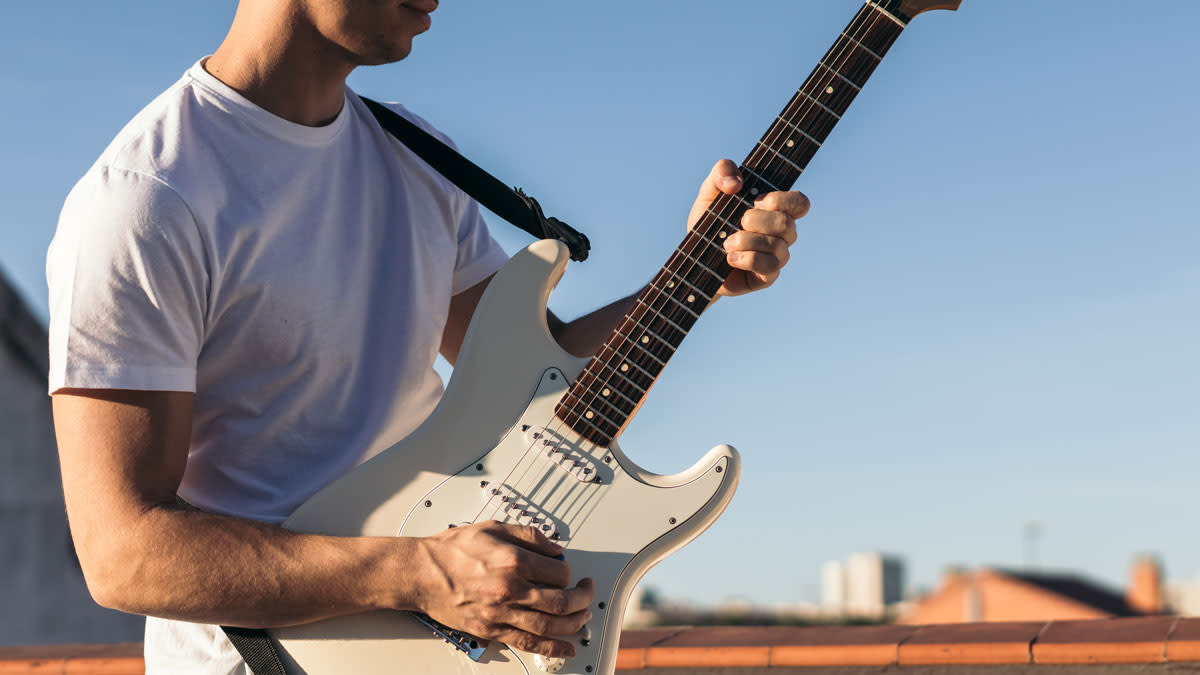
48, 0, 809, 672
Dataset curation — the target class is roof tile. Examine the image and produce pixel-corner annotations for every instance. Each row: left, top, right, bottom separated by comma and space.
899, 621, 1044, 665
1033, 616, 1177, 664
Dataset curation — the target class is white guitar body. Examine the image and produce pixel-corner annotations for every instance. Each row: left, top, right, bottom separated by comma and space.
271, 239, 741, 675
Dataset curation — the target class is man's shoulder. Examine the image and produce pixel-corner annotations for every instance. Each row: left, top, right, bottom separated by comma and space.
356, 96, 462, 152
93, 67, 208, 181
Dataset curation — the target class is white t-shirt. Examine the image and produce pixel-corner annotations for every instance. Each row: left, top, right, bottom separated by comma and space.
47, 60, 509, 673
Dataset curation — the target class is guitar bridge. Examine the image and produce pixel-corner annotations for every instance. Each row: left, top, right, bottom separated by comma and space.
410, 612, 489, 662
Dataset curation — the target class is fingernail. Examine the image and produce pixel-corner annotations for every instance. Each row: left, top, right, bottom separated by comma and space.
720, 175, 742, 191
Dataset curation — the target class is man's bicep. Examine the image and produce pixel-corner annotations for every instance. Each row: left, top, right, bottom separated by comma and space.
440, 274, 494, 366
52, 389, 194, 565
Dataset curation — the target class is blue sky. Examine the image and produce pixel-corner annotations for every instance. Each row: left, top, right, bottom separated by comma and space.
2, 1, 1198, 607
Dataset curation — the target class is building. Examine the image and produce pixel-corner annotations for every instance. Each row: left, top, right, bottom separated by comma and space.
822, 552, 905, 619
901, 557, 1164, 625
0, 268, 143, 645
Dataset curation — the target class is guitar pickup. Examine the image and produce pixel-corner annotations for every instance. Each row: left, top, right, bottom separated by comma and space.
480, 484, 562, 540
524, 426, 597, 483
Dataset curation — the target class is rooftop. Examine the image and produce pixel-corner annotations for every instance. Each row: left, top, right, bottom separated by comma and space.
5, 617, 1200, 673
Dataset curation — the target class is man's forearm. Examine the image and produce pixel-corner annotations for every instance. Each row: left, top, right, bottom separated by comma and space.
549, 290, 641, 357
85, 503, 424, 628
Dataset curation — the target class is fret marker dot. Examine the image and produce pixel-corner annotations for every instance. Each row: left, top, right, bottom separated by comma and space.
825, 85, 835, 95
621, 364, 630, 372
750, 187, 759, 196
786, 139, 795, 148
667, 281, 676, 288
687, 294, 696, 303
641, 336, 650, 344
602, 388, 611, 397
719, 231, 728, 239
585, 411, 594, 420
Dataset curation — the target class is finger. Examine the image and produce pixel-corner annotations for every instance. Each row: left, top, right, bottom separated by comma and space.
504, 606, 592, 639
698, 159, 743, 202
754, 190, 811, 220
493, 627, 577, 659
724, 231, 791, 268
688, 160, 742, 230
728, 249, 786, 278
518, 578, 595, 616
739, 209, 798, 245
485, 521, 563, 558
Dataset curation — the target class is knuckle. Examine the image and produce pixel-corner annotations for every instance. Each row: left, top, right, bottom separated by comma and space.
529, 615, 554, 636
547, 592, 569, 615
512, 633, 541, 653
495, 548, 522, 570
479, 603, 504, 624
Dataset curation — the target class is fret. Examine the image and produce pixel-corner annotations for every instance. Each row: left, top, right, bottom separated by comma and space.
817, 62, 862, 92
558, 410, 616, 443
654, 287, 702, 320
740, 165, 783, 193
652, 255, 715, 309
564, 386, 635, 418
774, 115, 823, 148
840, 32, 883, 61
635, 297, 690, 337
802, 69, 861, 119
753, 141, 804, 176
601, 338, 666, 377
655, 267, 715, 305
614, 334, 668, 368
616, 304, 683, 348
798, 90, 842, 120
852, 7, 907, 55
578, 401, 622, 429
604, 346, 657, 382
691, 231, 729, 259
866, 1, 907, 28
670, 247, 723, 282
571, 371, 641, 409
748, 139, 806, 177
700, 206, 738, 235
625, 303, 688, 346
590, 355, 654, 392
726, 192, 757, 212
784, 96, 841, 144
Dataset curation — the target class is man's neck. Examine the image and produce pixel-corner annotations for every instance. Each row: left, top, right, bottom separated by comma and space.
205, 2, 355, 127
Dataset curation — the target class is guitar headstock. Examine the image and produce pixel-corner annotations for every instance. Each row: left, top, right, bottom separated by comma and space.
897, 0, 962, 17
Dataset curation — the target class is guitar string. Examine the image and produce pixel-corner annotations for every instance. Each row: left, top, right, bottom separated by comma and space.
473, 0, 893, 540
471, 1, 894, 557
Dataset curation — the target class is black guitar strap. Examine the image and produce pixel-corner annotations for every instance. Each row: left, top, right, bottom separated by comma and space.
360, 96, 591, 262
219, 95, 587, 675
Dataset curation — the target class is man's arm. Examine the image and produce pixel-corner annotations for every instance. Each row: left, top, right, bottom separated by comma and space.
440, 160, 810, 363
53, 388, 591, 656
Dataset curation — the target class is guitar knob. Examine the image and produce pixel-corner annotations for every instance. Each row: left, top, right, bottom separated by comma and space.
533, 654, 565, 673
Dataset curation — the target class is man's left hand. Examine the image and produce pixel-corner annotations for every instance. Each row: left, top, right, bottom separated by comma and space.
687, 159, 809, 297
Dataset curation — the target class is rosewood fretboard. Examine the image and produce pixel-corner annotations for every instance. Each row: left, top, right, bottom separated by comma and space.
555, 1, 916, 447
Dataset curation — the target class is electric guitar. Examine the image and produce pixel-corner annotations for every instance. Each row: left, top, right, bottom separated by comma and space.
272, 1, 961, 672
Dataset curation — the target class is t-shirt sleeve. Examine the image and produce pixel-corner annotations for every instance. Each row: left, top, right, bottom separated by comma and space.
450, 197, 510, 295
47, 166, 208, 394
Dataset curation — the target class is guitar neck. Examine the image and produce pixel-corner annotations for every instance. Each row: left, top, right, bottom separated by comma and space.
556, 1, 922, 447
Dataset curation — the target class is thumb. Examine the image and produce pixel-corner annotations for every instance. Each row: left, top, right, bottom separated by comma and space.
688, 159, 743, 231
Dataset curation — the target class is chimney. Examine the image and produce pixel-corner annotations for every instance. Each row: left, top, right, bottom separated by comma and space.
1127, 554, 1163, 614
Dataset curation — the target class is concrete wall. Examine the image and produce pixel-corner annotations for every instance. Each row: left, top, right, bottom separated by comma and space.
0, 271, 143, 645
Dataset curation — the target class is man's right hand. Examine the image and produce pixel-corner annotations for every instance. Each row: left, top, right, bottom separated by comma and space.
412, 521, 595, 658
